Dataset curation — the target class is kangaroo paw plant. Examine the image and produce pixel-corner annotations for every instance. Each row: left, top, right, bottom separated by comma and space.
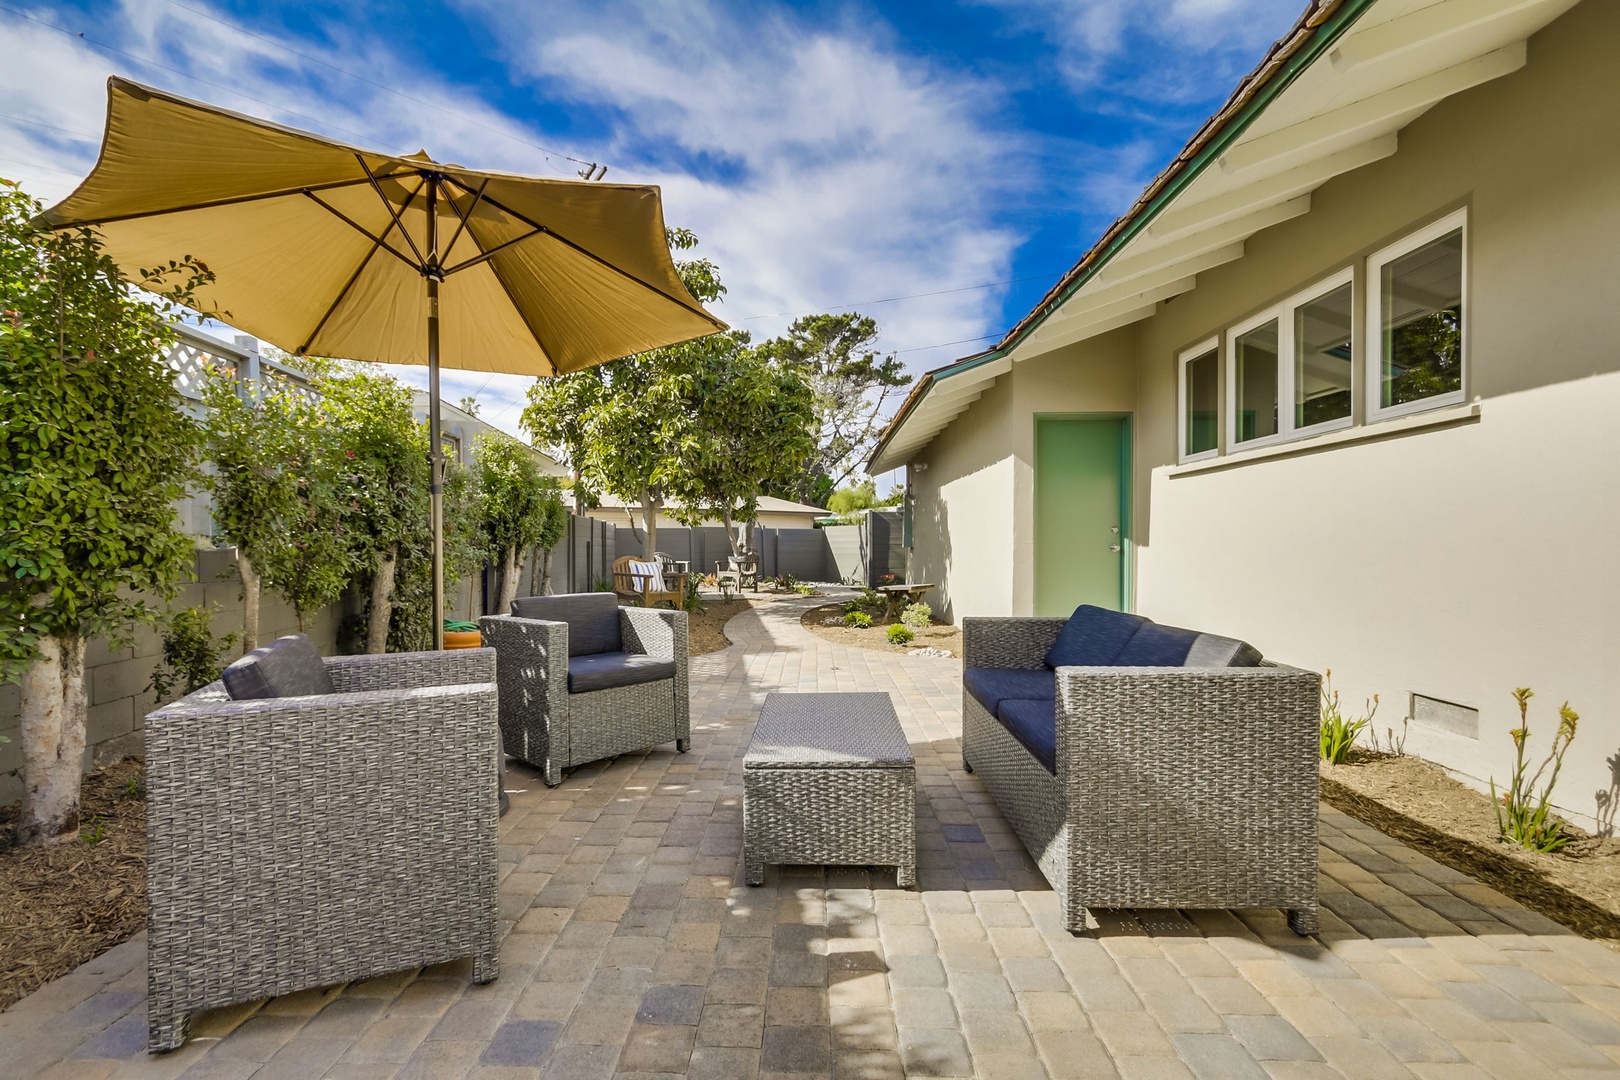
1492, 688, 1579, 853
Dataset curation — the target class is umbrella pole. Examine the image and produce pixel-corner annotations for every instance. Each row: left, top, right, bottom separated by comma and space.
428, 276, 445, 651
427, 176, 445, 651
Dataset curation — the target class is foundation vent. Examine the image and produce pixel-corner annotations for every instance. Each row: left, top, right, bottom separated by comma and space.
1410, 693, 1479, 739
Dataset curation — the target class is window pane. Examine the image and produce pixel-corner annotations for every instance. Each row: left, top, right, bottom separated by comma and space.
1184, 349, 1218, 456
1234, 319, 1279, 444
1380, 228, 1462, 408
1295, 282, 1353, 428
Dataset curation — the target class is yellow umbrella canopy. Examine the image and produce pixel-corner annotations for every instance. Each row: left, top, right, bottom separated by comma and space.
42, 76, 725, 647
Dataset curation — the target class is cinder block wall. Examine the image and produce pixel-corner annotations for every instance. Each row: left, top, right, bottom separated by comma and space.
0, 546, 360, 806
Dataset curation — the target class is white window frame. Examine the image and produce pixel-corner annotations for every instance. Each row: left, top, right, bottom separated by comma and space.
1226, 308, 1286, 451
1286, 267, 1356, 440
1365, 208, 1468, 423
1177, 337, 1220, 464
1225, 269, 1356, 452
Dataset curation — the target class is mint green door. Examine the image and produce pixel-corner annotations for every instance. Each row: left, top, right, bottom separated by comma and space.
1034, 415, 1128, 616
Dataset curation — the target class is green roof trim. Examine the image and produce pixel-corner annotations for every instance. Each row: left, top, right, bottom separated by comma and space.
869, 0, 1382, 469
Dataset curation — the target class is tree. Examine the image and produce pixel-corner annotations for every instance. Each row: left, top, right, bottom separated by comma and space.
256, 390, 351, 632
755, 313, 908, 505
388, 455, 480, 652
668, 342, 816, 556
316, 363, 430, 654
471, 433, 564, 613
0, 179, 204, 844
524, 227, 724, 555
826, 479, 879, 515
199, 369, 307, 651
530, 495, 569, 595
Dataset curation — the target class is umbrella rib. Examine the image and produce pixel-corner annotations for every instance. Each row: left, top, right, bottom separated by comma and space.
442, 227, 544, 277
439, 175, 726, 330
40, 173, 412, 229
297, 182, 425, 355
302, 191, 422, 273
439, 178, 489, 267
356, 155, 429, 269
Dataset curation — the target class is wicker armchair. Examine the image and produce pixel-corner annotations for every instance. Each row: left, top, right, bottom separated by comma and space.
143, 648, 501, 1052
481, 593, 688, 786
961, 617, 1320, 936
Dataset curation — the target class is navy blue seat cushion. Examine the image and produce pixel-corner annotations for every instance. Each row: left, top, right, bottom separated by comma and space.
997, 698, 1057, 775
963, 667, 1055, 716
568, 651, 677, 694
512, 592, 622, 656
221, 633, 335, 701
1043, 605, 1148, 668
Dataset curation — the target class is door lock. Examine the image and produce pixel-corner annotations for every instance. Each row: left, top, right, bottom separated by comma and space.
1109, 526, 1120, 534
1109, 544, 1122, 553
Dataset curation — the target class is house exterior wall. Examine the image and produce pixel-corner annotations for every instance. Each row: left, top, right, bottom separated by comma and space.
903, 1, 1620, 827
1130, 0, 1620, 828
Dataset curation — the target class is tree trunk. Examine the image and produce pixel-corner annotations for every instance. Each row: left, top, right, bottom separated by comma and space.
238, 548, 261, 652
365, 545, 397, 654
497, 545, 521, 613
723, 506, 742, 559
540, 545, 555, 595
573, 467, 586, 515
640, 487, 660, 559
18, 633, 87, 846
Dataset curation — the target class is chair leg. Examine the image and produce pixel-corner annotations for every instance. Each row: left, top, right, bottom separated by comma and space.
676, 738, 690, 753
543, 759, 562, 787
1287, 905, 1319, 937
961, 756, 973, 773
745, 859, 765, 886
896, 863, 916, 889
473, 949, 500, 985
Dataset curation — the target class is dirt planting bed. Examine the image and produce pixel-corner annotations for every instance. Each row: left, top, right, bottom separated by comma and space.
1, 757, 147, 1012
800, 602, 962, 657
1322, 750, 1620, 943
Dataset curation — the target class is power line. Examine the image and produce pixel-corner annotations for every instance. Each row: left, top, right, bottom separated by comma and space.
737, 270, 1067, 322
895, 334, 998, 355
0, 110, 101, 142
156, 0, 604, 179
0, 153, 88, 178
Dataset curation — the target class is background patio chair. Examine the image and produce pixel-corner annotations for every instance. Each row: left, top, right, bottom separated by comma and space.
482, 593, 688, 786
143, 641, 501, 1052
612, 554, 685, 608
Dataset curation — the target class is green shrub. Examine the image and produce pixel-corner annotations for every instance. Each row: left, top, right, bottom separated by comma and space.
900, 602, 933, 631
150, 606, 239, 701
1319, 669, 1377, 765
858, 587, 886, 612
1492, 688, 1579, 853
844, 611, 872, 629
886, 624, 914, 644
842, 600, 864, 615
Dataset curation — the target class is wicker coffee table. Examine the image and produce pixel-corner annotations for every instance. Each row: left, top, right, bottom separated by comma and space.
743, 692, 917, 887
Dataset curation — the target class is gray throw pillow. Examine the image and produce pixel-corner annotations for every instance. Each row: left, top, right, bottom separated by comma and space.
221, 633, 336, 700
511, 592, 623, 656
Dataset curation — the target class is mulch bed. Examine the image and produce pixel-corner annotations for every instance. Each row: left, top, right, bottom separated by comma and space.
800, 602, 962, 657
1322, 750, 1620, 943
685, 591, 797, 655
0, 757, 148, 1012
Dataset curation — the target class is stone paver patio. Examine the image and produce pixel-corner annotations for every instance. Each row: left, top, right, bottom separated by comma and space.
7, 593, 1620, 1079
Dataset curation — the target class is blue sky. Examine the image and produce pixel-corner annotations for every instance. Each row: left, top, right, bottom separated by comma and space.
0, 0, 1303, 452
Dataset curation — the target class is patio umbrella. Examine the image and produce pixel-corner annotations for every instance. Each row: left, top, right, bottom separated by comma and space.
41, 77, 724, 648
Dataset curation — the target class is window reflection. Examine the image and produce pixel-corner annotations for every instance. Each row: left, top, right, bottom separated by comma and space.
1381, 228, 1463, 408
1295, 282, 1353, 428
1234, 319, 1279, 443
1184, 348, 1217, 456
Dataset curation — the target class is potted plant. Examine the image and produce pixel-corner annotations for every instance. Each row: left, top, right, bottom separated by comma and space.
443, 619, 482, 649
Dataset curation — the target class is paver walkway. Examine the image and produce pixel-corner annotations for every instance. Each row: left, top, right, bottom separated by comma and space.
7, 593, 1620, 1079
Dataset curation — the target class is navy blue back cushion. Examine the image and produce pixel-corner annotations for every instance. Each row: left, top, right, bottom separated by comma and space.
964, 668, 1055, 716
1113, 622, 1201, 666
997, 698, 1057, 775
1043, 605, 1148, 668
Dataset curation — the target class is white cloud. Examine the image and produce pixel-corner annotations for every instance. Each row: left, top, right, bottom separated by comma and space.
457, 0, 1027, 370
972, 0, 1305, 103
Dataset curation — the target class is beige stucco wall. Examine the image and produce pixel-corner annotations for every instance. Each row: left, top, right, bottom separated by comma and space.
908, 374, 1015, 622
906, 1, 1620, 827
1133, 0, 1620, 829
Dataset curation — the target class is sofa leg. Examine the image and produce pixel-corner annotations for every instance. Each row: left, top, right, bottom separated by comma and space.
745, 859, 765, 887
146, 1003, 189, 1054
896, 863, 916, 889
961, 756, 974, 774
1287, 905, 1320, 937
473, 949, 500, 985
677, 738, 690, 753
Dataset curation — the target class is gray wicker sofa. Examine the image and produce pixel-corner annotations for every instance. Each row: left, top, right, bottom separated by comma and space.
143, 640, 501, 1052
961, 605, 1320, 936
481, 593, 688, 786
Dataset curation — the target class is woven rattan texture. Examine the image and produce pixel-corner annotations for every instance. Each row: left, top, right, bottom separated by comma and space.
143, 649, 502, 1052
746, 692, 912, 768
961, 623, 1320, 935
481, 606, 688, 788
743, 692, 916, 888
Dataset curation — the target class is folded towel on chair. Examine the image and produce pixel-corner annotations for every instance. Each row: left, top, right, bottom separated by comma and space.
628, 560, 666, 592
